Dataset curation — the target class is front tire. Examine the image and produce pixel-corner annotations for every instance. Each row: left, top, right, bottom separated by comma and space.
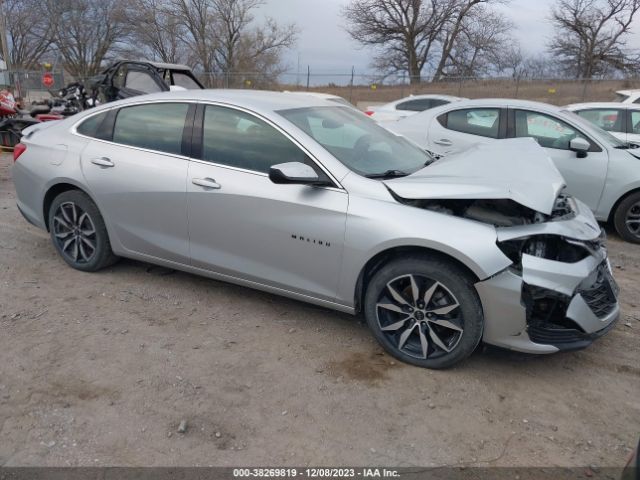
613, 191, 640, 244
48, 190, 118, 271
363, 256, 483, 369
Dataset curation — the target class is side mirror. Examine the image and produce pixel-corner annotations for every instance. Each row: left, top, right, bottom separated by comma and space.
570, 137, 590, 158
269, 162, 321, 185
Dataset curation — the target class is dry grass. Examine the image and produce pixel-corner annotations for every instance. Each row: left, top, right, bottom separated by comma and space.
298, 78, 640, 106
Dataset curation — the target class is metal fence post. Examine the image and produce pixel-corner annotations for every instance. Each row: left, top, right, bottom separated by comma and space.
306, 66, 310, 91
349, 66, 355, 103
515, 76, 521, 99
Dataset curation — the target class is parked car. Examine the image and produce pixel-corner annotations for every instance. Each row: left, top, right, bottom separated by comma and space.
615, 89, 640, 104
566, 102, 640, 145
13, 91, 618, 368
88, 60, 204, 105
365, 94, 465, 122
388, 98, 640, 243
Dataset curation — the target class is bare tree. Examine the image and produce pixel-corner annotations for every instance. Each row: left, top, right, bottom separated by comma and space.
169, 0, 296, 86
549, 0, 640, 78
344, 0, 507, 84
3, 0, 53, 69
343, 0, 455, 84
438, 6, 512, 77
46, 0, 131, 79
126, 0, 188, 64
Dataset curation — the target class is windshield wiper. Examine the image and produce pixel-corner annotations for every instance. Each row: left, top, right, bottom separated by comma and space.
365, 169, 410, 179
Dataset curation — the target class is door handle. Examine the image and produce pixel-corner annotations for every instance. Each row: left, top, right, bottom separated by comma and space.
91, 157, 115, 168
433, 139, 453, 146
192, 177, 221, 189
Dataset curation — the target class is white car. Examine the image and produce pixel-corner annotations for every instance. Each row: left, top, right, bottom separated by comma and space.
566, 102, 640, 144
388, 98, 640, 243
366, 94, 465, 122
615, 89, 640, 104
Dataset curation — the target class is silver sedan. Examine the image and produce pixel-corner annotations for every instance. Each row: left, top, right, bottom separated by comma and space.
12, 90, 619, 368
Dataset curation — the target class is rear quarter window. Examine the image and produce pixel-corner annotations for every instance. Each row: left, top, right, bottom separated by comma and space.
76, 112, 109, 138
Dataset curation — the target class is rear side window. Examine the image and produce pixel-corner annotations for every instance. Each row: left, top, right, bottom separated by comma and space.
397, 99, 433, 112
76, 112, 108, 138
444, 108, 500, 138
575, 109, 623, 132
113, 103, 189, 155
202, 105, 308, 174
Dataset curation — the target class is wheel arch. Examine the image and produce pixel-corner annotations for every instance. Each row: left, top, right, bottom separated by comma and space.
607, 186, 640, 223
353, 245, 481, 314
43, 182, 95, 231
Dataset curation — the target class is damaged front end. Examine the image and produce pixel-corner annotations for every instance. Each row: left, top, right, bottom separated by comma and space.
475, 196, 620, 353
396, 192, 620, 353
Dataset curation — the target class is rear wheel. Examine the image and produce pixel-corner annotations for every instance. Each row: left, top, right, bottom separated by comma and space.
613, 191, 640, 244
363, 256, 483, 369
48, 190, 118, 271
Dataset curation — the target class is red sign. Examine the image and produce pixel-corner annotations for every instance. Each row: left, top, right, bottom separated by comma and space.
42, 72, 54, 88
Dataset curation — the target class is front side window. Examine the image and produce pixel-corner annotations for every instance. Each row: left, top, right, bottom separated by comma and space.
575, 109, 623, 132
125, 70, 163, 93
279, 106, 432, 177
113, 103, 189, 155
202, 105, 308, 174
445, 108, 500, 138
514, 110, 589, 150
631, 112, 640, 134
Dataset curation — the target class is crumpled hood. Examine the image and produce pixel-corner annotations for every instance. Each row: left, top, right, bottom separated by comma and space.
384, 138, 566, 215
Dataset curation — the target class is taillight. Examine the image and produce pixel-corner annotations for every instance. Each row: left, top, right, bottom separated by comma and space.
365, 111, 375, 116
13, 143, 26, 162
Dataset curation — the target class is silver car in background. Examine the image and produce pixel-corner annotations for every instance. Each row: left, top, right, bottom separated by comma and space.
12, 91, 619, 368
388, 98, 640, 243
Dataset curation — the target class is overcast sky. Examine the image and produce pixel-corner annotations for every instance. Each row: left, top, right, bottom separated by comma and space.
257, 0, 640, 77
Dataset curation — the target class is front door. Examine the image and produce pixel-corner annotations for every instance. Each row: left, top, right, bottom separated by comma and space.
186, 104, 348, 302
509, 109, 609, 211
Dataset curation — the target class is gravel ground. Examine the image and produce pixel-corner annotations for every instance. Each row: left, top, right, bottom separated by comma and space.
0, 152, 638, 467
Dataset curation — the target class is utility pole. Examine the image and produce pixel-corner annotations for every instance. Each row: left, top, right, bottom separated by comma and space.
0, 0, 11, 74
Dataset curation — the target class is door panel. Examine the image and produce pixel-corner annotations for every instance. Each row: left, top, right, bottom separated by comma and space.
510, 109, 608, 211
81, 141, 190, 263
187, 162, 348, 301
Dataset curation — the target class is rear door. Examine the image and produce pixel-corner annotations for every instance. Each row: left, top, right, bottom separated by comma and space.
79, 102, 192, 264
427, 107, 505, 155
507, 108, 608, 210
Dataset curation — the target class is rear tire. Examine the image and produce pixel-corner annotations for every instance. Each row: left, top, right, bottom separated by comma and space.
363, 256, 483, 369
613, 191, 640, 244
48, 190, 118, 271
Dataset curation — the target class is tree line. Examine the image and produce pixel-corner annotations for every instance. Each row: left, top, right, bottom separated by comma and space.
1, 0, 297, 84
1, 0, 639, 85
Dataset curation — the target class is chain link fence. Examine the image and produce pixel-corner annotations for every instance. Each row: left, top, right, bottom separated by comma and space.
3, 67, 640, 108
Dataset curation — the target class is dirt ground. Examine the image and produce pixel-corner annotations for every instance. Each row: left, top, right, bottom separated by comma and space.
0, 152, 638, 468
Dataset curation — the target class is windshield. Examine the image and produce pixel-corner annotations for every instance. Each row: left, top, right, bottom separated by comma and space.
561, 109, 627, 147
278, 106, 431, 177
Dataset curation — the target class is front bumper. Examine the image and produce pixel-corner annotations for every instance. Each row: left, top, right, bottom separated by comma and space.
475, 199, 619, 354
476, 253, 619, 354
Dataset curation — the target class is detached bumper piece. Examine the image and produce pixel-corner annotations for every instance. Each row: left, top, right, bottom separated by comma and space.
524, 261, 619, 351
477, 250, 620, 354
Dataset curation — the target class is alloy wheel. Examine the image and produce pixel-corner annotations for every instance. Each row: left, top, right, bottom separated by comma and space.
376, 274, 464, 360
626, 201, 640, 238
52, 201, 97, 264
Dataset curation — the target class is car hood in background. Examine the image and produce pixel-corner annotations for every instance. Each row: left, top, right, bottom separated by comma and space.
384, 138, 566, 215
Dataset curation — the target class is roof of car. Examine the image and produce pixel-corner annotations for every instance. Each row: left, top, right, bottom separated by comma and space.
566, 102, 640, 110
89, 89, 346, 114
388, 94, 466, 105
422, 98, 566, 112
147, 61, 193, 71
616, 89, 640, 95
